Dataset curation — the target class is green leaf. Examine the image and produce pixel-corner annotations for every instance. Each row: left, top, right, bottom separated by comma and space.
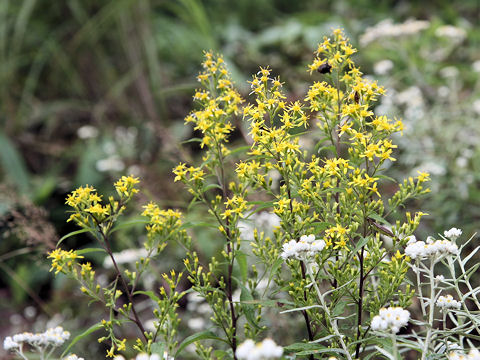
234, 277, 262, 330
180, 221, 218, 230
310, 221, 332, 232
284, 342, 345, 356
134, 290, 161, 303
0, 131, 30, 194
111, 218, 148, 233
61, 323, 103, 357
266, 257, 284, 290
332, 301, 345, 317
228, 145, 250, 157
175, 331, 228, 357
368, 212, 390, 226
151, 342, 166, 355
57, 229, 91, 247
236, 250, 248, 282
181, 137, 202, 144
316, 144, 336, 154
376, 174, 396, 183
202, 183, 223, 192
76, 247, 106, 255
349, 236, 369, 254
246, 201, 276, 216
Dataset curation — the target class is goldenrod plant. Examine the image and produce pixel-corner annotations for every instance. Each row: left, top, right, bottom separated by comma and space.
5, 29, 480, 360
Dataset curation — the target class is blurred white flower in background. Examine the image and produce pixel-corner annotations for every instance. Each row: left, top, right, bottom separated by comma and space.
238, 211, 281, 241
77, 125, 99, 139
435, 25, 467, 42
360, 19, 430, 46
373, 59, 394, 75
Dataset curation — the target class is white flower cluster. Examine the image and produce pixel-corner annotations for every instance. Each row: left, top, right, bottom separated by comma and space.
65, 355, 85, 360
135, 354, 162, 360
373, 59, 394, 75
236, 338, 283, 360
444, 227, 462, 240
4, 326, 70, 351
371, 307, 410, 334
436, 295, 461, 310
435, 25, 467, 42
281, 234, 325, 260
404, 237, 458, 260
114, 353, 172, 360
448, 349, 480, 360
360, 19, 430, 46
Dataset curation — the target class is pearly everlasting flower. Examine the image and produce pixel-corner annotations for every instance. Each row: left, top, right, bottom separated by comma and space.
437, 295, 461, 310
473, 100, 480, 116
405, 235, 417, 245
187, 317, 205, 330
236, 338, 283, 360
5, 326, 71, 353
3, 336, 19, 351
136, 354, 164, 360
444, 227, 462, 240
373, 59, 394, 75
473, 60, 480, 73
360, 19, 430, 46
448, 349, 480, 360
405, 238, 458, 260
64, 355, 85, 360
435, 25, 467, 42
371, 307, 410, 334
238, 211, 281, 241
77, 125, 99, 139
280, 235, 325, 260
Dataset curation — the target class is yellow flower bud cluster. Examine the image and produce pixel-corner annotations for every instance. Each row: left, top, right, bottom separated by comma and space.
189, 51, 243, 151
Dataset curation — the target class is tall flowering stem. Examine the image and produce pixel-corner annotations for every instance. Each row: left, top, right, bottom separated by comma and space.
421, 259, 436, 360
305, 262, 353, 360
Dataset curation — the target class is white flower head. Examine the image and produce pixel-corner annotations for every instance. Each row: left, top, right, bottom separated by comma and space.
444, 227, 462, 241
437, 295, 461, 310
373, 59, 394, 75
3, 336, 20, 351
405, 238, 458, 260
435, 25, 466, 42
64, 355, 85, 360
236, 338, 283, 360
280, 235, 325, 261
448, 349, 480, 360
371, 307, 410, 334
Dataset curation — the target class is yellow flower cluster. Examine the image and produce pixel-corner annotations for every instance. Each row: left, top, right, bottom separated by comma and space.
142, 202, 185, 251
114, 175, 140, 200
65, 176, 139, 228
187, 51, 243, 151
243, 67, 307, 162
308, 29, 357, 74
173, 163, 205, 183
48, 249, 84, 274
222, 195, 249, 219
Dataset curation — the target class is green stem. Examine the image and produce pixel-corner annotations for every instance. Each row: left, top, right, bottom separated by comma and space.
421, 260, 436, 360
306, 262, 353, 360
391, 333, 399, 360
